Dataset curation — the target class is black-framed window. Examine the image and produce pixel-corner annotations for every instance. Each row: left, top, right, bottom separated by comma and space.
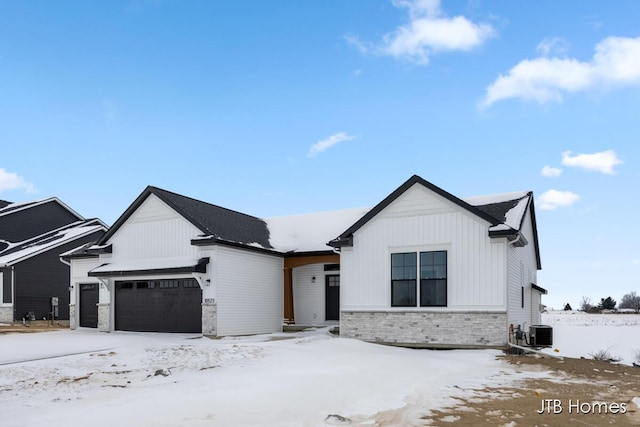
391, 250, 447, 307
159, 280, 179, 289
182, 279, 200, 288
420, 251, 447, 307
391, 253, 417, 307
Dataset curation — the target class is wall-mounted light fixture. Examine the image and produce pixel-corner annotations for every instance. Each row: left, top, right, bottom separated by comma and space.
68, 285, 74, 292
311, 276, 316, 283
206, 279, 211, 286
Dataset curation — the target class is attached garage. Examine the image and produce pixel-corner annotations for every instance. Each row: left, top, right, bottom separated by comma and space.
114, 279, 202, 333
78, 283, 99, 328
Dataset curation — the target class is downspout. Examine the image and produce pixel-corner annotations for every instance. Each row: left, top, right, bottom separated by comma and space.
11, 266, 15, 316
59, 257, 71, 267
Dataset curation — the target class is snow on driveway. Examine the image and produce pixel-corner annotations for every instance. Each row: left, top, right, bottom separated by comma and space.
0, 328, 548, 427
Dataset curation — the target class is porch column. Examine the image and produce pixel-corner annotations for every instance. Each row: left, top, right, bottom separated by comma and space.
283, 267, 294, 324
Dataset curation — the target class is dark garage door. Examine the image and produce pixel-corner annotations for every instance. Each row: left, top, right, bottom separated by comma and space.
115, 279, 202, 333
79, 283, 99, 328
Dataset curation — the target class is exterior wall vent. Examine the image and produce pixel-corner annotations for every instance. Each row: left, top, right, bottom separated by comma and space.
529, 325, 553, 347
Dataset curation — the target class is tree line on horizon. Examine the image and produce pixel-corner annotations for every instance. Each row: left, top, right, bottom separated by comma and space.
564, 291, 640, 313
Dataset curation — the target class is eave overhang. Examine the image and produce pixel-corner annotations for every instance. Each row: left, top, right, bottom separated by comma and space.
532, 284, 548, 295
191, 236, 283, 257
88, 257, 210, 277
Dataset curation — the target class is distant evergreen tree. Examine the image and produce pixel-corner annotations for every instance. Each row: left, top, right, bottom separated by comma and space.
598, 296, 616, 310
564, 303, 572, 311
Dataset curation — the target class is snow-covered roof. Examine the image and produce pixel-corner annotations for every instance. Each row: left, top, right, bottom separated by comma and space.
266, 207, 370, 253
465, 191, 531, 232
0, 224, 105, 266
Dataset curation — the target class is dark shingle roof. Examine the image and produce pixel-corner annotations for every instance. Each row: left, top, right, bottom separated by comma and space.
98, 186, 272, 249
474, 198, 524, 225
0, 200, 12, 209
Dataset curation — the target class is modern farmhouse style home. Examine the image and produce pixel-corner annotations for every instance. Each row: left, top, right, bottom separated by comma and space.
64, 175, 545, 348
329, 175, 545, 347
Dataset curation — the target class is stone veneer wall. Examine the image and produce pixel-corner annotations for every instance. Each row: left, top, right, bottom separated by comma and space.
340, 311, 507, 348
98, 303, 110, 332
202, 303, 217, 336
69, 304, 76, 330
0, 306, 13, 323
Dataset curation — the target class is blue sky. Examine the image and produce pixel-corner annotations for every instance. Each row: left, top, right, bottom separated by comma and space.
1, 0, 638, 309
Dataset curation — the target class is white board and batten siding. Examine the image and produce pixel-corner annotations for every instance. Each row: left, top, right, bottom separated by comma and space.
341, 184, 508, 311
506, 206, 540, 329
213, 245, 283, 336
107, 194, 201, 262
69, 257, 103, 305
293, 263, 333, 326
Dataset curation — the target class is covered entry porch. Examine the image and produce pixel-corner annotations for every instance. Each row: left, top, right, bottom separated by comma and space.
283, 252, 340, 327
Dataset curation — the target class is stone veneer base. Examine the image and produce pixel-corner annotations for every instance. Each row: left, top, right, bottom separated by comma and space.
0, 306, 13, 324
98, 303, 110, 332
69, 304, 76, 330
340, 310, 507, 348
202, 303, 217, 336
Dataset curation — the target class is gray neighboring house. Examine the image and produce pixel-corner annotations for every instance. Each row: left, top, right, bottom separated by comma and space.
0, 198, 106, 323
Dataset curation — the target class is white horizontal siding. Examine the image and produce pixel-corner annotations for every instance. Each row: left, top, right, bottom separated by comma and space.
342, 184, 507, 311
215, 246, 283, 336
506, 206, 540, 329
108, 194, 201, 261
293, 264, 328, 326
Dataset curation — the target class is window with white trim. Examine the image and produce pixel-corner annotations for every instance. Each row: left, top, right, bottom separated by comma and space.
391, 250, 447, 307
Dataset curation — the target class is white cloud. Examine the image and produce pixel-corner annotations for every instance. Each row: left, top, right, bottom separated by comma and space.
344, 34, 371, 55
0, 168, 35, 194
536, 37, 570, 56
482, 36, 640, 106
561, 150, 622, 174
537, 189, 580, 210
308, 132, 356, 158
348, 0, 495, 66
541, 166, 563, 177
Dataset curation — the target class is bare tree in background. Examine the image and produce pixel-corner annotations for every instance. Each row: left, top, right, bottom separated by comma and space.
619, 291, 640, 313
580, 296, 593, 312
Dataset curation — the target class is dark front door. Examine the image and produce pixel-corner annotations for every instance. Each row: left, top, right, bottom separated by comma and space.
325, 275, 340, 321
79, 283, 99, 328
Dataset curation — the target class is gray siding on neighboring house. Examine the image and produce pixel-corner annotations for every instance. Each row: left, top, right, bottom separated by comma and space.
2, 268, 11, 303
13, 231, 104, 321
0, 201, 81, 243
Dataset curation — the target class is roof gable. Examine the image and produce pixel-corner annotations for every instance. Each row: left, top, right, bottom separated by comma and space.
98, 186, 272, 249
329, 175, 502, 247
328, 175, 541, 270
0, 198, 85, 243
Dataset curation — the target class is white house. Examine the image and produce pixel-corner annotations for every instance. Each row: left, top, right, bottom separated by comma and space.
64, 176, 545, 347
329, 175, 545, 348
62, 186, 365, 336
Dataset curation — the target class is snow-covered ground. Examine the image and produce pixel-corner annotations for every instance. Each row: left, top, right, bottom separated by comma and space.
0, 329, 542, 427
541, 311, 640, 365
0, 313, 638, 427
